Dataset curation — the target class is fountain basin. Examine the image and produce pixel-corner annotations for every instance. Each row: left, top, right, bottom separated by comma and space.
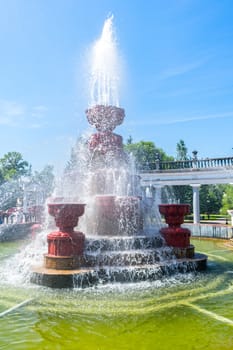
31, 253, 207, 288
48, 203, 86, 231
31, 235, 207, 288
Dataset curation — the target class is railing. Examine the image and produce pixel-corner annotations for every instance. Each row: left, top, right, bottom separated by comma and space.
139, 156, 233, 172
186, 223, 233, 239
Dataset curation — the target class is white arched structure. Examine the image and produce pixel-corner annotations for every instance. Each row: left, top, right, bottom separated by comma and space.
140, 166, 233, 223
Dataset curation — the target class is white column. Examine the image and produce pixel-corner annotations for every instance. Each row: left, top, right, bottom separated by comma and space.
154, 185, 163, 205
145, 186, 153, 198
191, 184, 201, 224
227, 210, 233, 226
141, 186, 147, 199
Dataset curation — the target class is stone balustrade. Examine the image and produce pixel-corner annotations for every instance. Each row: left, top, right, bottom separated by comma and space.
140, 156, 233, 172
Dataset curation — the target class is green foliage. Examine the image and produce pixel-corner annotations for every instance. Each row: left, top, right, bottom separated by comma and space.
162, 184, 225, 215
174, 185, 193, 207
65, 146, 78, 173
124, 139, 173, 170
200, 185, 225, 215
64, 136, 89, 174
162, 185, 193, 208
30, 165, 55, 197
0, 152, 31, 184
126, 135, 133, 145
176, 140, 188, 160
0, 164, 55, 211
0, 180, 22, 210
220, 185, 233, 215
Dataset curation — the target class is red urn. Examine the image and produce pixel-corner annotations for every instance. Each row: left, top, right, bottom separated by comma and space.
86, 105, 125, 132
88, 132, 123, 154
47, 202, 86, 258
159, 204, 191, 248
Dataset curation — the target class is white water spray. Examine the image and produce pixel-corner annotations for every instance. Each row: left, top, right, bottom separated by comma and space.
89, 15, 121, 106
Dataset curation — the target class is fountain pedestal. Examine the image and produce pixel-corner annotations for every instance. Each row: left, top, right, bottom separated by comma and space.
44, 203, 86, 270
94, 195, 142, 236
159, 204, 194, 258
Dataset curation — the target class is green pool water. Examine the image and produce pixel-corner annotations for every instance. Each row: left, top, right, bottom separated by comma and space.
1, 238, 233, 350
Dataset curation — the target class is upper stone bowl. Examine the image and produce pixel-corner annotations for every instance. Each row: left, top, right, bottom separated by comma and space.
86, 105, 125, 132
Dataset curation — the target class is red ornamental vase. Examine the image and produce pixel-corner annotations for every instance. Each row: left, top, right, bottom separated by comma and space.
159, 226, 191, 248
47, 231, 85, 256
88, 132, 123, 154
48, 203, 85, 232
159, 204, 190, 227
47, 203, 86, 257
86, 105, 125, 132
159, 204, 191, 248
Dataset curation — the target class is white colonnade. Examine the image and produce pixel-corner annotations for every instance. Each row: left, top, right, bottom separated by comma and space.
142, 184, 201, 224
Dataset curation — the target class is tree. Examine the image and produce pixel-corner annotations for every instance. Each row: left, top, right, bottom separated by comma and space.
64, 136, 90, 174
0, 152, 31, 184
124, 140, 173, 170
0, 164, 55, 211
65, 147, 77, 173
220, 185, 233, 215
200, 185, 224, 215
126, 135, 133, 145
30, 165, 55, 198
176, 140, 188, 160
163, 185, 193, 208
0, 180, 23, 210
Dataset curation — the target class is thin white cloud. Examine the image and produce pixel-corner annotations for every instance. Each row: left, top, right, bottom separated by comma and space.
159, 58, 208, 80
127, 111, 233, 126
161, 111, 233, 125
0, 99, 25, 126
0, 99, 48, 128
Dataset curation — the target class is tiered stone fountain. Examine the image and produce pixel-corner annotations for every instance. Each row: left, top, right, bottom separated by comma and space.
31, 105, 207, 288
31, 16, 207, 288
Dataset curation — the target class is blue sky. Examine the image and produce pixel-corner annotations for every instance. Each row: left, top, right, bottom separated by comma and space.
0, 0, 233, 173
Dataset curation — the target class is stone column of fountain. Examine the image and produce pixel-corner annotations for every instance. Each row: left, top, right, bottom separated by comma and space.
86, 104, 142, 236
159, 204, 194, 258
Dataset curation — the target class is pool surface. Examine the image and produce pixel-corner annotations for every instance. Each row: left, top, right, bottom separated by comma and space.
0, 238, 233, 349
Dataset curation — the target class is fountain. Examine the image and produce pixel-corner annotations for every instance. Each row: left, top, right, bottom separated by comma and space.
30, 16, 207, 288
1, 16, 232, 350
